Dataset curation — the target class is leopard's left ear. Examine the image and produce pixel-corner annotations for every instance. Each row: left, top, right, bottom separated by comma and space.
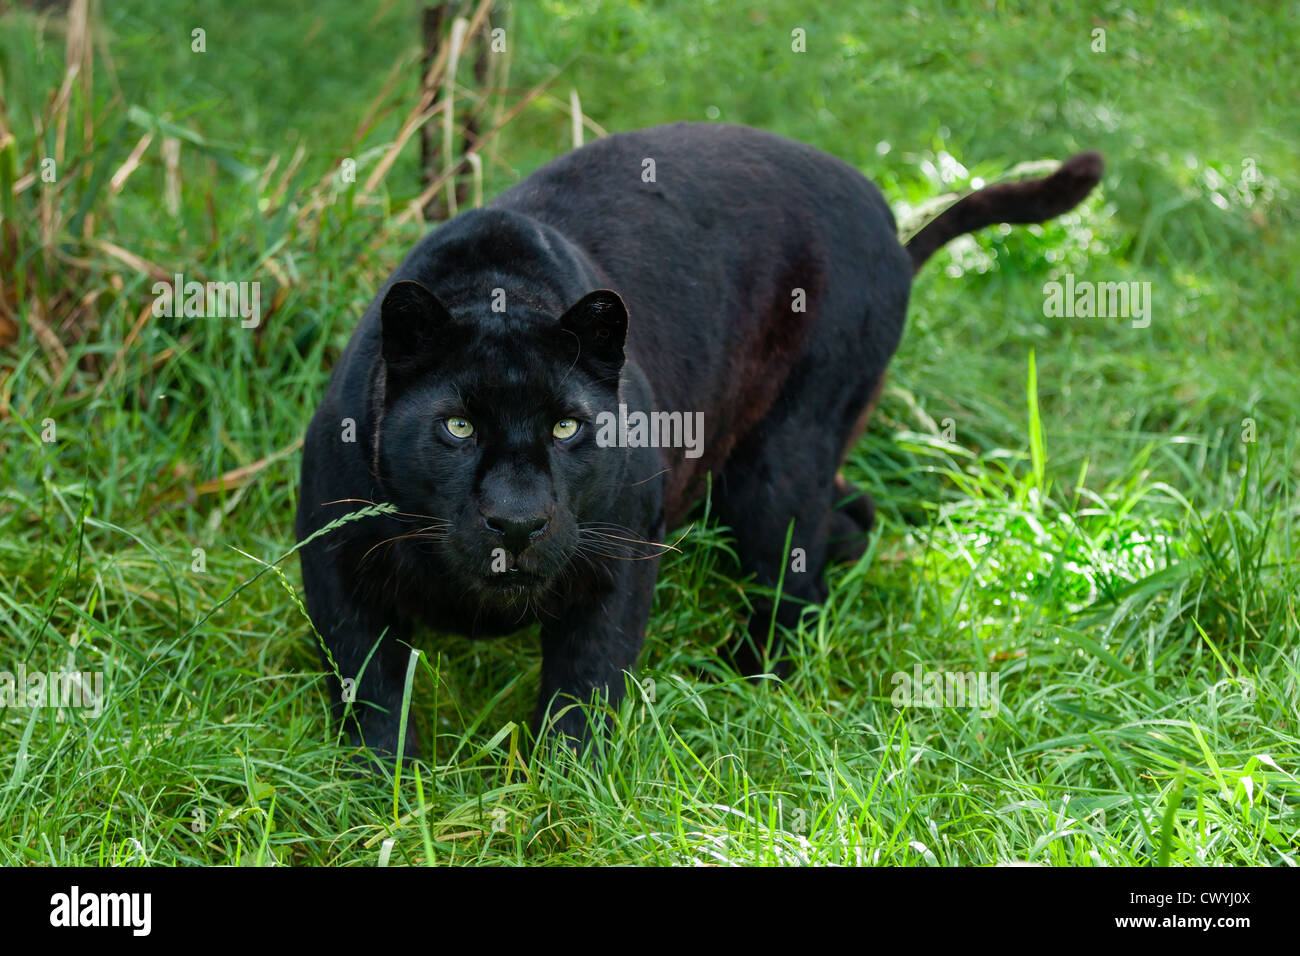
380, 279, 456, 378
556, 289, 628, 379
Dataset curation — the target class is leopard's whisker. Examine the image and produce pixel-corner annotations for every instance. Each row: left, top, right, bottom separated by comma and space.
360, 526, 448, 562
320, 498, 450, 526
579, 529, 682, 555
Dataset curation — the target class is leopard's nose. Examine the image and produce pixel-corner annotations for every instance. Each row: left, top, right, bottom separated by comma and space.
482, 513, 550, 553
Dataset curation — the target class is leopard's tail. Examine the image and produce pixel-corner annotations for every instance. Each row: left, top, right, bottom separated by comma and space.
905, 151, 1103, 274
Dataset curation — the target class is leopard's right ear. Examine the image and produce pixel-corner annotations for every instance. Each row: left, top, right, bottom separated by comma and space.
380, 279, 455, 376
556, 289, 629, 383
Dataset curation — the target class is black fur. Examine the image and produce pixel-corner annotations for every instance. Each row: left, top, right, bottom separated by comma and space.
295, 122, 1101, 760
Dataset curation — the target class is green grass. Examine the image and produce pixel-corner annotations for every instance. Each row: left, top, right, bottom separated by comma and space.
1, 0, 1297, 865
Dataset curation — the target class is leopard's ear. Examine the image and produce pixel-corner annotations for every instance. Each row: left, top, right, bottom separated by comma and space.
380, 279, 455, 376
557, 289, 628, 380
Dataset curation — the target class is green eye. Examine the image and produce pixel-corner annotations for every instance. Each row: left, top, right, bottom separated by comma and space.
445, 417, 474, 439
553, 418, 579, 440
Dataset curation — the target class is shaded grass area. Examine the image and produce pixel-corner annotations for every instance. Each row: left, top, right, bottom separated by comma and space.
0, 0, 1296, 864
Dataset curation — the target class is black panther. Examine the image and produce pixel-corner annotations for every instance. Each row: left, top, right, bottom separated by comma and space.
295, 122, 1102, 759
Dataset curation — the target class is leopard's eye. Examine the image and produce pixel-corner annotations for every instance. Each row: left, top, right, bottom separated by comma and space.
553, 418, 579, 440
444, 417, 474, 439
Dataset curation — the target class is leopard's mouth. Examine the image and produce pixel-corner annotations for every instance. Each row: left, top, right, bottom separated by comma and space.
477, 574, 552, 610
480, 567, 548, 592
